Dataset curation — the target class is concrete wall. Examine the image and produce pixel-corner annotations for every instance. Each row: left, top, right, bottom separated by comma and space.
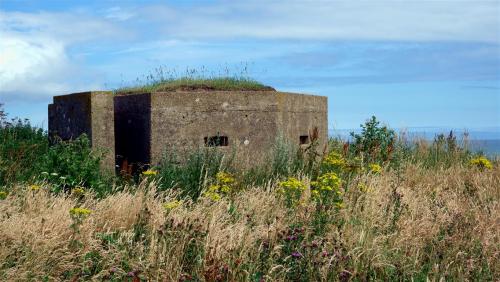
49, 90, 327, 171
48, 92, 92, 141
148, 91, 327, 165
90, 92, 116, 172
149, 91, 281, 165
48, 91, 115, 172
276, 92, 328, 151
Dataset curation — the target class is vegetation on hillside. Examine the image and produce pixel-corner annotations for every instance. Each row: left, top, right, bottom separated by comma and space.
115, 65, 274, 94
0, 104, 498, 281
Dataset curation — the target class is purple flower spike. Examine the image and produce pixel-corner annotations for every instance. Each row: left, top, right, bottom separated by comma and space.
291, 251, 302, 258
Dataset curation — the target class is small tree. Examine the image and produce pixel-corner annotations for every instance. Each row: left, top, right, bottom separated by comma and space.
350, 116, 396, 164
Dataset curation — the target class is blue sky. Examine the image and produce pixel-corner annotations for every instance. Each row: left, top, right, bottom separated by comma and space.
0, 0, 499, 132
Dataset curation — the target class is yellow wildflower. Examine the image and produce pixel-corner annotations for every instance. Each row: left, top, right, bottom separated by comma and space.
335, 202, 345, 209
470, 156, 493, 170
278, 177, 306, 192
216, 171, 235, 185
311, 189, 320, 199
205, 172, 235, 200
29, 184, 41, 191
315, 172, 341, 192
219, 185, 231, 194
369, 163, 382, 174
163, 200, 183, 210
72, 187, 85, 196
208, 184, 219, 192
142, 169, 158, 176
321, 185, 333, 191
69, 207, 92, 217
322, 152, 346, 171
311, 172, 344, 207
278, 177, 306, 207
358, 183, 371, 193
204, 191, 221, 201
208, 183, 231, 194
203, 184, 224, 201
0, 191, 7, 200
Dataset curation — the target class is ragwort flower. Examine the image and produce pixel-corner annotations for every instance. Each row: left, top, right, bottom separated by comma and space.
72, 186, 85, 196
69, 207, 92, 218
203, 171, 236, 201
163, 200, 183, 210
368, 163, 382, 174
311, 172, 344, 208
29, 184, 41, 191
322, 152, 346, 171
470, 156, 493, 170
278, 177, 306, 207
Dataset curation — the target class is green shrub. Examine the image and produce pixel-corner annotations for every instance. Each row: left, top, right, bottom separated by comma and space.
350, 116, 396, 164
0, 104, 112, 195
0, 117, 48, 186
39, 135, 111, 195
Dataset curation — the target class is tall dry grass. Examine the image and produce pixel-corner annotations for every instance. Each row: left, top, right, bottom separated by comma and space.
1, 162, 498, 281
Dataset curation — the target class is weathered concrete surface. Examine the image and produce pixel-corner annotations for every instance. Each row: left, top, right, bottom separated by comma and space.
48, 92, 92, 140
149, 91, 282, 165
90, 92, 115, 172
148, 91, 327, 165
48, 91, 115, 172
276, 92, 328, 151
49, 90, 327, 172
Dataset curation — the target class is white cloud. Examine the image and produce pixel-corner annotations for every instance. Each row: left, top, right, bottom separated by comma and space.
1, 1, 498, 103
143, 1, 500, 42
0, 10, 125, 43
0, 32, 71, 101
104, 7, 135, 21
0, 10, 128, 101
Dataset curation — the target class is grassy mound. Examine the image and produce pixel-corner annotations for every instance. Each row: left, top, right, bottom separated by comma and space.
116, 77, 275, 94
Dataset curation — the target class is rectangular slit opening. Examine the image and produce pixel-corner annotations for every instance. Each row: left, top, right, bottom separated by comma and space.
299, 135, 309, 145
204, 136, 229, 147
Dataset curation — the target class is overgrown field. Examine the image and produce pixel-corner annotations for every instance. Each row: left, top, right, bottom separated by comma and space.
1, 108, 498, 281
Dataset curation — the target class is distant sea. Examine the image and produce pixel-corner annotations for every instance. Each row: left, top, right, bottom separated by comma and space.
329, 127, 500, 157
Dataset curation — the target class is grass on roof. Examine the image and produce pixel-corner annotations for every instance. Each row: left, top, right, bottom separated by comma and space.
115, 77, 275, 94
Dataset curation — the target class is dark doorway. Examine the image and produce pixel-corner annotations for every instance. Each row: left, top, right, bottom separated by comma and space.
114, 94, 151, 175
